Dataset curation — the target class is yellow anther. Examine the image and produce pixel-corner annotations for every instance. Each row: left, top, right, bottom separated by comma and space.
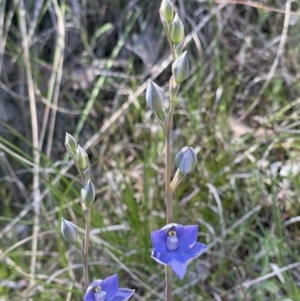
168, 230, 176, 237
94, 286, 101, 293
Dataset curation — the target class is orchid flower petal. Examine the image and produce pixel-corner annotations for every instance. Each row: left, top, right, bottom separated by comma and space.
111, 288, 135, 301
151, 248, 168, 265
167, 252, 186, 279
100, 274, 119, 299
177, 225, 198, 251
161, 223, 182, 231
182, 242, 208, 262
151, 229, 168, 253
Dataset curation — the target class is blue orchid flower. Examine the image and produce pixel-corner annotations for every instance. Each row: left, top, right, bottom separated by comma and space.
84, 274, 134, 301
151, 223, 207, 279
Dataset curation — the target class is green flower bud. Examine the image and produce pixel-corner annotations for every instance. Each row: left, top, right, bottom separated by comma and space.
76, 145, 89, 171
65, 132, 77, 154
81, 179, 95, 206
160, 0, 174, 23
61, 218, 78, 244
172, 51, 189, 84
175, 146, 197, 174
146, 80, 164, 112
171, 14, 184, 45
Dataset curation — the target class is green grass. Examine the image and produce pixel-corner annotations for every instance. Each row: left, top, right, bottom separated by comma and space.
1, 0, 300, 300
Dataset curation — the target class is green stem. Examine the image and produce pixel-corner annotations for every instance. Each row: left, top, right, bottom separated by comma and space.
165, 100, 175, 224
166, 32, 176, 60
165, 30, 177, 225
164, 36, 178, 301
165, 265, 173, 301
164, 89, 176, 301
83, 208, 91, 290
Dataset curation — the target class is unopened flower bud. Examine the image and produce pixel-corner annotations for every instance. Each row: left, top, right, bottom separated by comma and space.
76, 145, 89, 170
172, 51, 189, 84
65, 133, 77, 154
160, 0, 174, 23
61, 218, 78, 244
146, 80, 164, 112
171, 14, 184, 45
175, 146, 197, 174
81, 179, 95, 206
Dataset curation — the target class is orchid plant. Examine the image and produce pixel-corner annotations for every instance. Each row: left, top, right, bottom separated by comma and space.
146, 0, 207, 299
60, 1, 207, 300
62, 133, 135, 301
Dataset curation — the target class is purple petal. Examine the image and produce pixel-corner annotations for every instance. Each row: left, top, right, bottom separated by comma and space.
161, 223, 182, 231
182, 242, 207, 262
84, 280, 102, 301
167, 252, 187, 279
151, 248, 168, 265
101, 274, 119, 299
177, 225, 198, 251
111, 288, 135, 301
151, 229, 168, 253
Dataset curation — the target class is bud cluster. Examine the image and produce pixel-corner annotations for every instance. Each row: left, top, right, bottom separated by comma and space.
65, 133, 90, 173
160, 0, 184, 46
62, 133, 96, 250
147, 1, 196, 181
147, 0, 190, 133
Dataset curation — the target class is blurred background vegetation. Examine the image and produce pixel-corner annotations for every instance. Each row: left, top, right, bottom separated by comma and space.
1, 0, 300, 300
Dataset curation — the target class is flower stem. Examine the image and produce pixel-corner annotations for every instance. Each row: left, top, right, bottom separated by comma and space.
165, 102, 175, 224
72, 154, 90, 289
164, 36, 177, 301
165, 30, 177, 227
83, 208, 91, 290
164, 91, 175, 301
165, 265, 173, 301
167, 37, 176, 61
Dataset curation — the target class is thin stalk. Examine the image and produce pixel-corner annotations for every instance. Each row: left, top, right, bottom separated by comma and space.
46, 0, 65, 158
165, 100, 175, 224
76, 160, 90, 289
0, 0, 7, 74
165, 31, 177, 224
69, 154, 90, 288
166, 35, 176, 61
83, 208, 91, 290
164, 91, 175, 301
165, 265, 173, 301
164, 33, 177, 301
19, 0, 41, 288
